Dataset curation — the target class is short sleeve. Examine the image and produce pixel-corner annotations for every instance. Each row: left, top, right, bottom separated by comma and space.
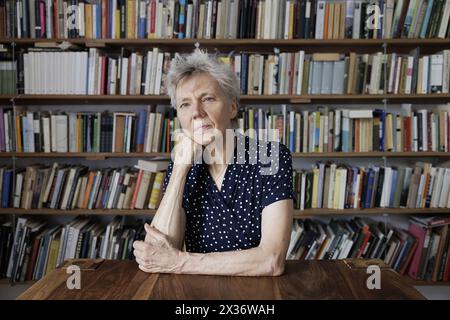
260, 143, 294, 210
162, 161, 174, 193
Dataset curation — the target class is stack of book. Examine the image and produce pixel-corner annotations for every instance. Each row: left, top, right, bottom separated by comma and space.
1, 108, 179, 153
286, 215, 450, 282
2, 1, 450, 40
1, 215, 150, 282
0, 160, 169, 210
292, 161, 450, 210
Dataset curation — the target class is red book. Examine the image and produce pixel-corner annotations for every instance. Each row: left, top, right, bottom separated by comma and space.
404, 116, 412, 152
407, 222, 427, 280
39, 1, 46, 38
101, 0, 108, 38
53, 0, 59, 37
151, 0, 156, 35
130, 169, 144, 209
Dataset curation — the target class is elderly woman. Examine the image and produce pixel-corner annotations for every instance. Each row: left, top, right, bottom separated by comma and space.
133, 49, 294, 276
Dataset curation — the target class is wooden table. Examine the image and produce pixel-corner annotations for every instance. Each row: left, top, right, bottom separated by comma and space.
17, 259, 425, 300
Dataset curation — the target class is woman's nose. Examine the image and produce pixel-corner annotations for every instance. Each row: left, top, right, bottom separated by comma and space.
192, 101, 206, 119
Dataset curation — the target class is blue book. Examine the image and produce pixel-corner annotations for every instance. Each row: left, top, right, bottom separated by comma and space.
138, 1, 146, 39
21, 116, 28, 152
97, 4, 102, 39
178, 0, 186, 39
420, 0, 434, 38
364, 169, 375, 208
241, 54, 248, 94
108, 0, 113, 38
389, 169, 398, 208
2, 169, 11, 208
136, 110, 147, 150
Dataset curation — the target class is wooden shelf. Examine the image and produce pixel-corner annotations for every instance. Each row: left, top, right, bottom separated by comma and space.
0, 208, 448, 216
0, 151, 448, 159
0, 152, 171, 159
2, 93, 450, 104
3, 38, 450, 52
0, 278, 37, 286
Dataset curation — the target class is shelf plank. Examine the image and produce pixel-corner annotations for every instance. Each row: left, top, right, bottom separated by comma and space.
3, 38, 450, 48
0, 208, 448, 216
2, 94, 450, 104
0, 152, 448, 159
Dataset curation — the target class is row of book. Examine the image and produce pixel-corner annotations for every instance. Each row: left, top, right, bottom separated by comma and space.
2, 1, 450, 40
0, 160, 169, 210
287, 215, 450, 282
1, 214, 448, 282
238, 104, 450, 153
0, 108, 179, 153
2, 103, 448, 154
0, 159, 448, 212
6, 48, 450, 96
292, 161, 450, 210
0, 216, 149, 281
20, 48, 170, 95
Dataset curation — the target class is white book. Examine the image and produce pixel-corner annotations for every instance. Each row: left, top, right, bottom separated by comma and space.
315, 1, 325, 39
421, 55, 429, 94
60, 167, 77, 210
438, 0, 450, 38
263, 0, 272, 39
405, 56, 414, 94
55, 115, 68, 152
154, 52, 164, 95
149, 47, 159, 94
119, 57, 128, 95
352, 1, 362, 39
143, 51, 153, 95
394, 56, 402, 94
13, 172, 24, 208
438, 168, 450, 208
430, 54, 444, 93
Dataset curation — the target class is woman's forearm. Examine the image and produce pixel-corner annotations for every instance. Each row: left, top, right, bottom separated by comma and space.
150, 165, 189, 249
176, 245, 285, 276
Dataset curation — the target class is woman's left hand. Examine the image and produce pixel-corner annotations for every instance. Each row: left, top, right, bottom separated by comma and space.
133, 224, 183, 273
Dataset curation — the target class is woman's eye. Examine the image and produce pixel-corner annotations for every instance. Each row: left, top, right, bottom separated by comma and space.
203, 97, 215, 102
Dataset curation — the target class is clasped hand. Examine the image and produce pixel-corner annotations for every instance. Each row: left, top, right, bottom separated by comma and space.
133, 224, 182, 274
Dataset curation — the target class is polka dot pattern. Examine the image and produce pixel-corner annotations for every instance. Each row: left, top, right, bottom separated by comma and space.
162, 135, 294, 253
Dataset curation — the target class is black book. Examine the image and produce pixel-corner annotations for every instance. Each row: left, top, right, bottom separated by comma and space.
211, 0, 219, 38
249, 0, 257, 39
374, 167, 385, 207
417, 112, 423, 151
298, 0, 306, 39
173, 1, 180, 38
119, 0, 126, 38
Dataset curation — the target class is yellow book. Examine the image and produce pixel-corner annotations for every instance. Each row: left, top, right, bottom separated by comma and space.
288, 1, 294, 39
327, 3, 334, 40
311, 168, 320, 208
45, 232, 61, 276
333, 169, 342, 209
385, 113, 394, 151
248, 108, 254, 139
126, 0, 136, 39
333, 3, 340, 40
15, 115, 22, 152
148, 171, 165, 209
85, 4, 92, 39
115, 8, 121, 39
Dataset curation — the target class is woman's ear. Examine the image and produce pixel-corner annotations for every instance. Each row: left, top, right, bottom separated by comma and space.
230, 99, 238, 120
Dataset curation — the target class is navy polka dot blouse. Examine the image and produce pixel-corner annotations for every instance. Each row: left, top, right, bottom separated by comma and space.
162, 134, 294, 253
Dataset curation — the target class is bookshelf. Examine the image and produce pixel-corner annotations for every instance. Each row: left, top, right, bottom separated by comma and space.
1, 0, 450, 291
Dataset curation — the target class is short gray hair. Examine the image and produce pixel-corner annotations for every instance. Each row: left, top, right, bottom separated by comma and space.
164, 49, 241, 109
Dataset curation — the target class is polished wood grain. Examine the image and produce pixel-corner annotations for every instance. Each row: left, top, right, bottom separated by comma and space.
17, 259, 425, 300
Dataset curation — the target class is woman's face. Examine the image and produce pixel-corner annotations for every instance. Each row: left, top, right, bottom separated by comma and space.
175, 72, 237, 146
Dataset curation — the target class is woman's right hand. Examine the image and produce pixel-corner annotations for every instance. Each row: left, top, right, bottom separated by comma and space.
171, 131, 203, 171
